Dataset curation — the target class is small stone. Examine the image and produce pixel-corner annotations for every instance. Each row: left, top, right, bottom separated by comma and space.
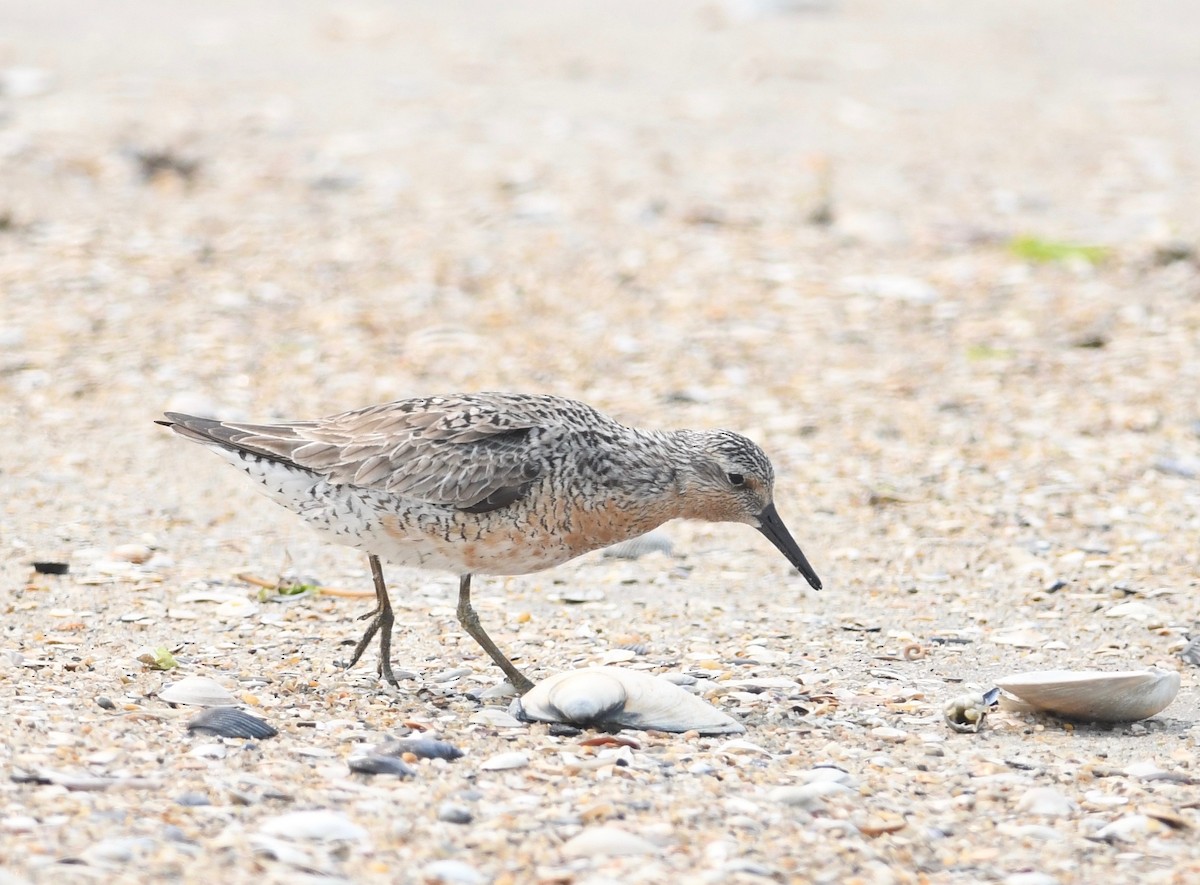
561, 825, 660, 858
469, 708, 525, 728
431, 667, 473, 682
478, 751, 528, 771
839, 273, 940, 303
1103, 601, 1164, 622
1003, 874, 1060, 885
857, 813, 907, 837
1090, 814, 1162, 843
437, 803, 473, 824
0, 67, 55, 98
802, 767, 854, 785
557, 586, 605, 603
348, 754, 416, 778
769, 782, 854, 809
421, 859, 486, 884
1016, 787, 1076, 818
259, 810, 369, 844
80, 836, 156, 866
870, 726, 909, 743
111, 544, 153, 564
381, 736, 463, 761
1123, 760, 1169, 780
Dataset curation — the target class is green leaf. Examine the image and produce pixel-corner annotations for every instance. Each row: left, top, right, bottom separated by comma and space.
140, 646, 178, 670
1009, 236, 1108, 264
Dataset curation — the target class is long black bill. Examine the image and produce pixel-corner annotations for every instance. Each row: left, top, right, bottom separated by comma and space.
756, 502, 822, 590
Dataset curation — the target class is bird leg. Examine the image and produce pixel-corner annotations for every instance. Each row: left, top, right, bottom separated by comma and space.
345, 554, 400, 686
456, 574, 535, 695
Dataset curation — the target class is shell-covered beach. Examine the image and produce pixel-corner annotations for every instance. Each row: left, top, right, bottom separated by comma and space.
2, 2, 1199, 882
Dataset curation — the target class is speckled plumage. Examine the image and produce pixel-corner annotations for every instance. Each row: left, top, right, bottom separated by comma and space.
159, 392, 821, 692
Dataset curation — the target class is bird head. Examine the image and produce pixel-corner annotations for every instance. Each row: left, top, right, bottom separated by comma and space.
676, 430, 822, 591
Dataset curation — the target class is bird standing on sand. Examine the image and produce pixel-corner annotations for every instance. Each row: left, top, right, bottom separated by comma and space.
158, 393, 822, 694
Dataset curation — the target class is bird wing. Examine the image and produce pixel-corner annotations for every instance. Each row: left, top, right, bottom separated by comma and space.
161, 393, 585, 510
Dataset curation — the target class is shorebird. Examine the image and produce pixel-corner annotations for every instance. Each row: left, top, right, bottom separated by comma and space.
158, 393, 822, 694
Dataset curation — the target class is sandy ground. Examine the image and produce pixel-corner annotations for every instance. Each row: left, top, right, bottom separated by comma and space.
2, 1, 1199, 883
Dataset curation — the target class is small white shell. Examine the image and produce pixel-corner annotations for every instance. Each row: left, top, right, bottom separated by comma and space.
478, 751, 529, 771
511, 666, 745, 735
996, 668, 1180, 722
158, 675, 238, 707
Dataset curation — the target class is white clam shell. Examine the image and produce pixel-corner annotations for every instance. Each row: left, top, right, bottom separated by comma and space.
158, 675, 238, 707
995, 668, 1180, 722
511, 666, 745, 735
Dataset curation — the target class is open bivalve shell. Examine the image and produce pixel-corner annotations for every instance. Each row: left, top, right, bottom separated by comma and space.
995, 668, 1180, 723
157, 675, 238, 707
511, 666, 746, 735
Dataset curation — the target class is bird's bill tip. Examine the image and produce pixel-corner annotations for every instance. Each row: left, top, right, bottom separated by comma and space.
756, 502, 822, 590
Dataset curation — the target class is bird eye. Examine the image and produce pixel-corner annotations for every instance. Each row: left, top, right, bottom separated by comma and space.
727, 473, 745, 486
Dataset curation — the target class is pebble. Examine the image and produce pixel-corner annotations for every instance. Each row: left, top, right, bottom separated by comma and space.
258, 810, 369, 844
382, 736, 464, 761
1016, 787, 1076, 818
80, 836, 157, 866
1124, 760, 1169, 780
110, 543, 153, 563
421, 859, 486, 884
769, 782, 855, 809
1090, 814, 1163, 843
561, 825, 661, 858
0, 66, 55, 98
437, 803, 473, 824
248, 835, 323, 873
1003, 874, 1060, 885
431, 667, 474, 682
1083, 790, 1128, 808
347, 754, 417, 778
802, 766, 855, 785
1104, 601, 1164, 623
839, 273, 940, 303
478, 751, 529, 771
556, 586, 605, 603
469, 708, 525, 728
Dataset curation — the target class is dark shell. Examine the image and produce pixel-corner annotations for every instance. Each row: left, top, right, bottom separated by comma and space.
187, 707, 278, 739
348, 754, 416, 777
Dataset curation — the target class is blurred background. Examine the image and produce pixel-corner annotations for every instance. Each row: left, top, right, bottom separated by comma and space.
2, 0, 1198, 628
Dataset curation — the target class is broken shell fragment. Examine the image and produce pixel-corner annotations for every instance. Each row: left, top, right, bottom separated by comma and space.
943, 688, 1000, 733
996, 668, 1180, 723
187, 707, 278, 739
158, 676, 238, 707
510, 666, 745, 735
347, 754, 416, 778
378, 736, 464, 761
